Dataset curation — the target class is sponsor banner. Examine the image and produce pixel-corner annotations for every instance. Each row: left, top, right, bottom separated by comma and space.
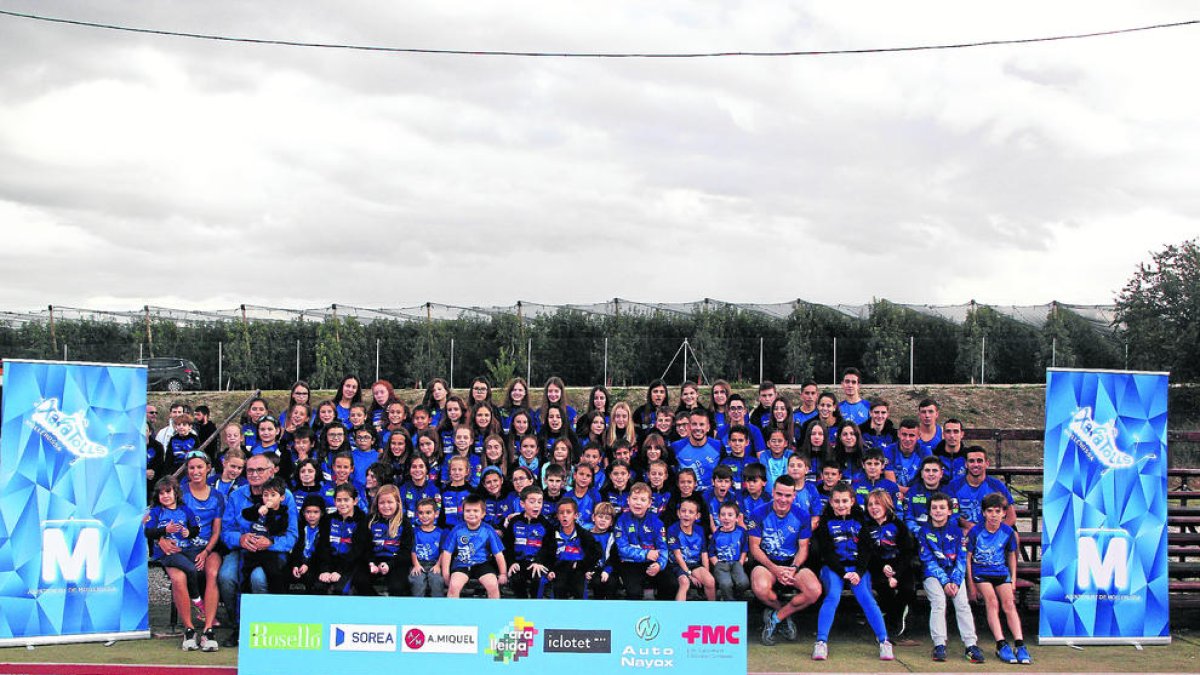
1039, 368, 1170, 644
0, 360, 149, 645
401, 624, 478, 654
239, 596, 745, 675
331, 624, 397, 652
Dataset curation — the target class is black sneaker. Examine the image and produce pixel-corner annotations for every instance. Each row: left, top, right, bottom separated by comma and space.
221, 630, 239, 648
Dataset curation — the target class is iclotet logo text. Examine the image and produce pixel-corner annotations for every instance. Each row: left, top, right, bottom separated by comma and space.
330, 624, 397, 652
543, 629, 611, 654
401, 625, 479, 654
681, 625, 741, 645
248, 623, 323, 650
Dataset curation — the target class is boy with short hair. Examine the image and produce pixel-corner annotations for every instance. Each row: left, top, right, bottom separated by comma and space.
542, 464, 567, 518
852, 450, 900, 506
904, 457, 955, 535
919, 492, 984, 664
441, 494, 508, 599
538, 498, 601, 599
407, 497, 446, 597
814, 464, 843, 514
166, 413, 199, 474
717, 424, 754, 491
588, 501, 619, 599
614, 482, 669, 600
710, 502, 750, 601
645, 460, 672, 516
667, 496, 715, 601
967, 493, 1028, 665
738, 463, 770, 527
706, 465, 738, 532
288, 494, 325, 593
504, 485, 552, 599
240, 477, 290, 593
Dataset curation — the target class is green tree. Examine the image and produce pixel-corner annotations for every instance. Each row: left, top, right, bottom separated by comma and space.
862, 299, 908, 384
1115, 239, 1200, 379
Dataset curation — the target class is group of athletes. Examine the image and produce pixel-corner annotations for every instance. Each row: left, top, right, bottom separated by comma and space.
142, 369, 1031, 664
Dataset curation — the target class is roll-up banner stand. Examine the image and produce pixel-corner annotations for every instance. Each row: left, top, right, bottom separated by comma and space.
1040, 368, 1170, 645
0, 359, 150, 646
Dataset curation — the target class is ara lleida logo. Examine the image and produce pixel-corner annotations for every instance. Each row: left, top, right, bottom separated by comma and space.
486, 616, 537, 664
1066, 407, 1155, 473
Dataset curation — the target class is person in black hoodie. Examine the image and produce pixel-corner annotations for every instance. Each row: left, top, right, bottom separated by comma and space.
863, 488, 918, 645
312, 483, 371, 595
537, 498, 601, 599
811, 482, 894, 662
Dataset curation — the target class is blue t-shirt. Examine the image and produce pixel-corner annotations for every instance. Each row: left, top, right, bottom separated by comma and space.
886, 446, 929, 487
747, 503, 812, 564
838, 400, 871, 426
948, 476, 1013, 526
756, 450, 792, 494
709, 526, 748, 563
181, 484, 225, 547
412, 525, 445, 563
144, 504, 202, 558
916, 426, 943, 456
966, 522, 1017, 579
443, 522, 504, 569
672, 438, 723, 492
666, 523, 707, 568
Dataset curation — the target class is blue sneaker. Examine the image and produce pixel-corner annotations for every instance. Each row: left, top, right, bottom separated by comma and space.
1015, 645, 1031, 664
965, 645, 986, 663
997, 643, 1017, 664
932, 645, 946, 662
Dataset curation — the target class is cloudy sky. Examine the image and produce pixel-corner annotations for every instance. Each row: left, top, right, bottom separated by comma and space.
0, 1, 1196, 312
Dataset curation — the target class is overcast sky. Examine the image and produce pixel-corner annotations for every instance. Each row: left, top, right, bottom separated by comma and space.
0, 1, 1196, 312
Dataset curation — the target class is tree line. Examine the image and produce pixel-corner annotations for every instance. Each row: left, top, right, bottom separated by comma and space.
0, 301, 1129, 390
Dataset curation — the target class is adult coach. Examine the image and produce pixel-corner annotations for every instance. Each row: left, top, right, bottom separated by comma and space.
748, 475, 822, 646
217, 453, 298, 647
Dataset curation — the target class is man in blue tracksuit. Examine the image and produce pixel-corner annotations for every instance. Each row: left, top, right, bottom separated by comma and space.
217, 453, 298, 647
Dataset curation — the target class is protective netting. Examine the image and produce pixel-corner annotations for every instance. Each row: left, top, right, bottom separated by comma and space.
2, 300, 1117, 329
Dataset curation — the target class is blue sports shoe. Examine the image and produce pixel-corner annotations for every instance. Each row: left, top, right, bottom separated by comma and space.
932, 644, 946, 662
965, 645, 986, 663
997, 643, 1018, 664
1015, 645, 1031, 664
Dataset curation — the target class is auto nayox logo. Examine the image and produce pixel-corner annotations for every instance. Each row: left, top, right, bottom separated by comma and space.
621, 615, 674, 669
330, 624, 397, 652
486, 616, 538, 663
248, 623, 323, 650
634, 615, 660, 641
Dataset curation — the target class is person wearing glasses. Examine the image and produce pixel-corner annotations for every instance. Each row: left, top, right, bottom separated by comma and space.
216, 454, 298, 647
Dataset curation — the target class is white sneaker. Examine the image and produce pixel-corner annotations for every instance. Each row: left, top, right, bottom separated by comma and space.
880, 640, 895, 661
199, 629, 219, 652
181, 628, 198, 651
812, 640, 828, 661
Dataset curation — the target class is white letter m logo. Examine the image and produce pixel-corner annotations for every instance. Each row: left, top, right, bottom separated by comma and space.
41, 520, 105, 584
1076, 529, 1130, 592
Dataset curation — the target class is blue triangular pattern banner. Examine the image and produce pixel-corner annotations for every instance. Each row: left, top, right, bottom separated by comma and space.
0, 360, 149, 641
1039, 369, 1170, 642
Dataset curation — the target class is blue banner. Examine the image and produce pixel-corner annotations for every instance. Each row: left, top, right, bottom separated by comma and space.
238, 595, 746, 675
0, 359, 149, 645
1039, 368, 1170, 644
